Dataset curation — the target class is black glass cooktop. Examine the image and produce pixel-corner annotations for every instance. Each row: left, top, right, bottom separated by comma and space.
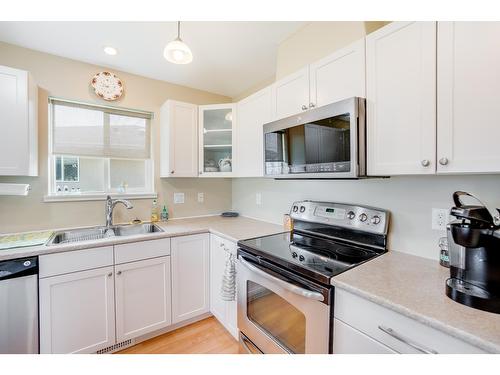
238, 231, 383, 285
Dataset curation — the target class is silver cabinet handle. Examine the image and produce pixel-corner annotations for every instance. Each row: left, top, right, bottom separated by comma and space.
301, 105, 308, 111
107, 272, 112, 277
309, 102, 316, 108
421, 159, 430, 167
239, 257, 324, 302
439, 157, 449, 166
117, 271, 122, 275
378, 325, 438, 354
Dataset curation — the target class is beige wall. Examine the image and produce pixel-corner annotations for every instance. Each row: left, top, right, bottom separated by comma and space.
275, 21, 389, 80
0, 41, 232, 234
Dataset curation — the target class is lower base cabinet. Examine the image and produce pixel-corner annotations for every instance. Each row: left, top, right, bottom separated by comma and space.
171, 234, 210, 324
39, 266, 116, 354
115, 256, 172, 342
209, 234, 238, 339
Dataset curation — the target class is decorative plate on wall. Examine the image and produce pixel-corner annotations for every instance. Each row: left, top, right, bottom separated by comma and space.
91, 71, 124, 101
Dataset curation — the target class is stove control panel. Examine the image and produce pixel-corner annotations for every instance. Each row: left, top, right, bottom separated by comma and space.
290, 200, 389, 235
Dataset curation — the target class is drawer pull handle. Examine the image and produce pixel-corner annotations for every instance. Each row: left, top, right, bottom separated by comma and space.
378, 325, 438, 354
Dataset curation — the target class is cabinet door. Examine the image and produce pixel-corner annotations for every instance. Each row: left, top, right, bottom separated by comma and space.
366, 22, 437, 175
39, 266, 115, 354
160, 100, 198, 177
437, 22, 500, 173
236, 86, 272, 177
0, 65, 37, 176
309, 38, 366, 108
272, 66, 310, 120
115, 256, 172, 341
210, 235, 227, 323
171, 234, 210, 324
199, 104, 235, 177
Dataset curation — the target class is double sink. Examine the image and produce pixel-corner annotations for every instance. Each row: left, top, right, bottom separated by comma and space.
47, 223, 164, 246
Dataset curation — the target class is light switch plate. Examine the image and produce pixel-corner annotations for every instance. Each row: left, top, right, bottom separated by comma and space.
256, 193, 262, 206
197, 192, 204, 203
174, 193, 185, 204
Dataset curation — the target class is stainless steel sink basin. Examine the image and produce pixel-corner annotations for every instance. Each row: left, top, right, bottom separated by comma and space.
113, 223, 163, 237
47, 223, 163, 246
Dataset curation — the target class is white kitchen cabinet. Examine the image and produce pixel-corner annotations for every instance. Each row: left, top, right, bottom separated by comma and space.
160, 100, 198, 177
236, 86, 272, 177
366, 22, 437, 176
272, 66, 310, 120
199, 103, 236, 177
333, 319, 396, 354
171, 234, 210, 324
334, 288, 487, 354
39, 266, 116, 354
309, 38, 366, 108
0, 65, 38, 176
209, 234, 238, 339
437, 22, 500, 174
115, 256, 172, 342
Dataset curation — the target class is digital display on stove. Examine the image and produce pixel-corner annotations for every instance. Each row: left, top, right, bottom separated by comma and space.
315, 206, 346, 219
326, 208, 335, 213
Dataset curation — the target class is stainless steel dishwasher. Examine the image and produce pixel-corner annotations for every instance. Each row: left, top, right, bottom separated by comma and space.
0, 256, 39, 354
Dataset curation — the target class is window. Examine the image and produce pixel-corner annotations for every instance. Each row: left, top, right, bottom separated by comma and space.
48, 98, 154, 199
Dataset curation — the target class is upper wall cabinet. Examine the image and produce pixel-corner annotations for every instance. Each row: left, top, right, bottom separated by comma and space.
236, 86, 272, 177
160, 100, 198, 177
366, 22, 437, 175
437, 22, 500, 174
272, 66, 310, 120
199, 103, 236, 177
309, 38, 365, 108
0, 65, 38, 176
272, 38, 366, 121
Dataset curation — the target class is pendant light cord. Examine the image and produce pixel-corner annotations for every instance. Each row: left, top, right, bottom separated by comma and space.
177, 21, 181, 39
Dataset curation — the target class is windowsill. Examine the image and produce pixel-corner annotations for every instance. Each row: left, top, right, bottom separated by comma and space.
43, 192, 158, 203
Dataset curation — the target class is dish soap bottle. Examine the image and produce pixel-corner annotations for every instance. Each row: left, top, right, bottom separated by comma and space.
151, 199, 159, 223
161, 205, 169, 222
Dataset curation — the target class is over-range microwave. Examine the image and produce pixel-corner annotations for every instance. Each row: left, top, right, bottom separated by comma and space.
263, 97, 366, 179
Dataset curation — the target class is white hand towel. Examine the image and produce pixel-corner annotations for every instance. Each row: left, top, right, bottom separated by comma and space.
220, 252, 236, 301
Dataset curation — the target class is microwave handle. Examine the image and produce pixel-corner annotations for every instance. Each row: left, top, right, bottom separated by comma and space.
239, 257, 324, 302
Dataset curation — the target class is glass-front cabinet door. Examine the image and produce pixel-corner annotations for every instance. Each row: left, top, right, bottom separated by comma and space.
199, 104, 235, 177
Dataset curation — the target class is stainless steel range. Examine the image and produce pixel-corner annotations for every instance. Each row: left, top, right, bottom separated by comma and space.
237, 200, 389, 354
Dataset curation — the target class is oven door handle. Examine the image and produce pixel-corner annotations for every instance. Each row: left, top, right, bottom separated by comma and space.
239, 257, 325, 302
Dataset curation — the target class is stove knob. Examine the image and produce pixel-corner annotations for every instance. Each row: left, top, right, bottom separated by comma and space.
371, 215, 381, 225
299, 255, 305, 261
299, 206, 306, 213
347, 211, 356, 220
292, 252, 298, 258
292, 205, 298, 213
359, 213, 368, 222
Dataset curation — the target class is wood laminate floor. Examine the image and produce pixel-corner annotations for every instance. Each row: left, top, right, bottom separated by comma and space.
116, 317, 240, 354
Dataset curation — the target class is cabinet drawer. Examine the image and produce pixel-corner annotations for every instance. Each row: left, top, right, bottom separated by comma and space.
39, 246, 113, 278
333, 319, 395, 354
335, 288, 486, 354
114, 238, 171, 264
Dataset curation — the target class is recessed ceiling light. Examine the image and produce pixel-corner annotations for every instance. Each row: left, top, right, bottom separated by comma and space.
103, 46, 118, 56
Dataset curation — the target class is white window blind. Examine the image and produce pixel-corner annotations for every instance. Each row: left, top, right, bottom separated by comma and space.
50, 99, 152, 159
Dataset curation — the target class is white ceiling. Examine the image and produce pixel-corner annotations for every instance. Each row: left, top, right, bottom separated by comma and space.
0, 21, 306, 98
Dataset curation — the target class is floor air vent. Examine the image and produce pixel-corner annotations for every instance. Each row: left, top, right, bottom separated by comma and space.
96, 339, 134, 354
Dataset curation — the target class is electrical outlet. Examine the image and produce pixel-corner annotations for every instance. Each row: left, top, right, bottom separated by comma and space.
173, 192, 185, 204
432, 208, 449, 230
256, 193, 262, 206
197, 192, 204, 203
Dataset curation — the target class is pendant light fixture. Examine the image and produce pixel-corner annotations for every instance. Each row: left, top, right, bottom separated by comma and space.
163, 21, 193, 65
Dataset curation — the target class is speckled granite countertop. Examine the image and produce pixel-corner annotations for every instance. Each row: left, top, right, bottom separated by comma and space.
0, 215, 285, 261
331, 251, 500, 353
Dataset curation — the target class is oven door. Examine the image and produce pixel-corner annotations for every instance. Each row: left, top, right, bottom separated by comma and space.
237, 254, 331, 354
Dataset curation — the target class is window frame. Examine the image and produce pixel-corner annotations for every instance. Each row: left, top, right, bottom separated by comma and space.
46, 97, 156, 202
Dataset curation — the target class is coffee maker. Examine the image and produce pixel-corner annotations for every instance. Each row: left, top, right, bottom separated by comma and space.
446, 191, 500, 314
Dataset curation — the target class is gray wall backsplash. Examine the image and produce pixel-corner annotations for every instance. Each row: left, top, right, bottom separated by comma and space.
232, 175, 500, 260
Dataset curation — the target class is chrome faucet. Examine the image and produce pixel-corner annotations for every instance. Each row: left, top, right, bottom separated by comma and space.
105, 195, 133, 228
